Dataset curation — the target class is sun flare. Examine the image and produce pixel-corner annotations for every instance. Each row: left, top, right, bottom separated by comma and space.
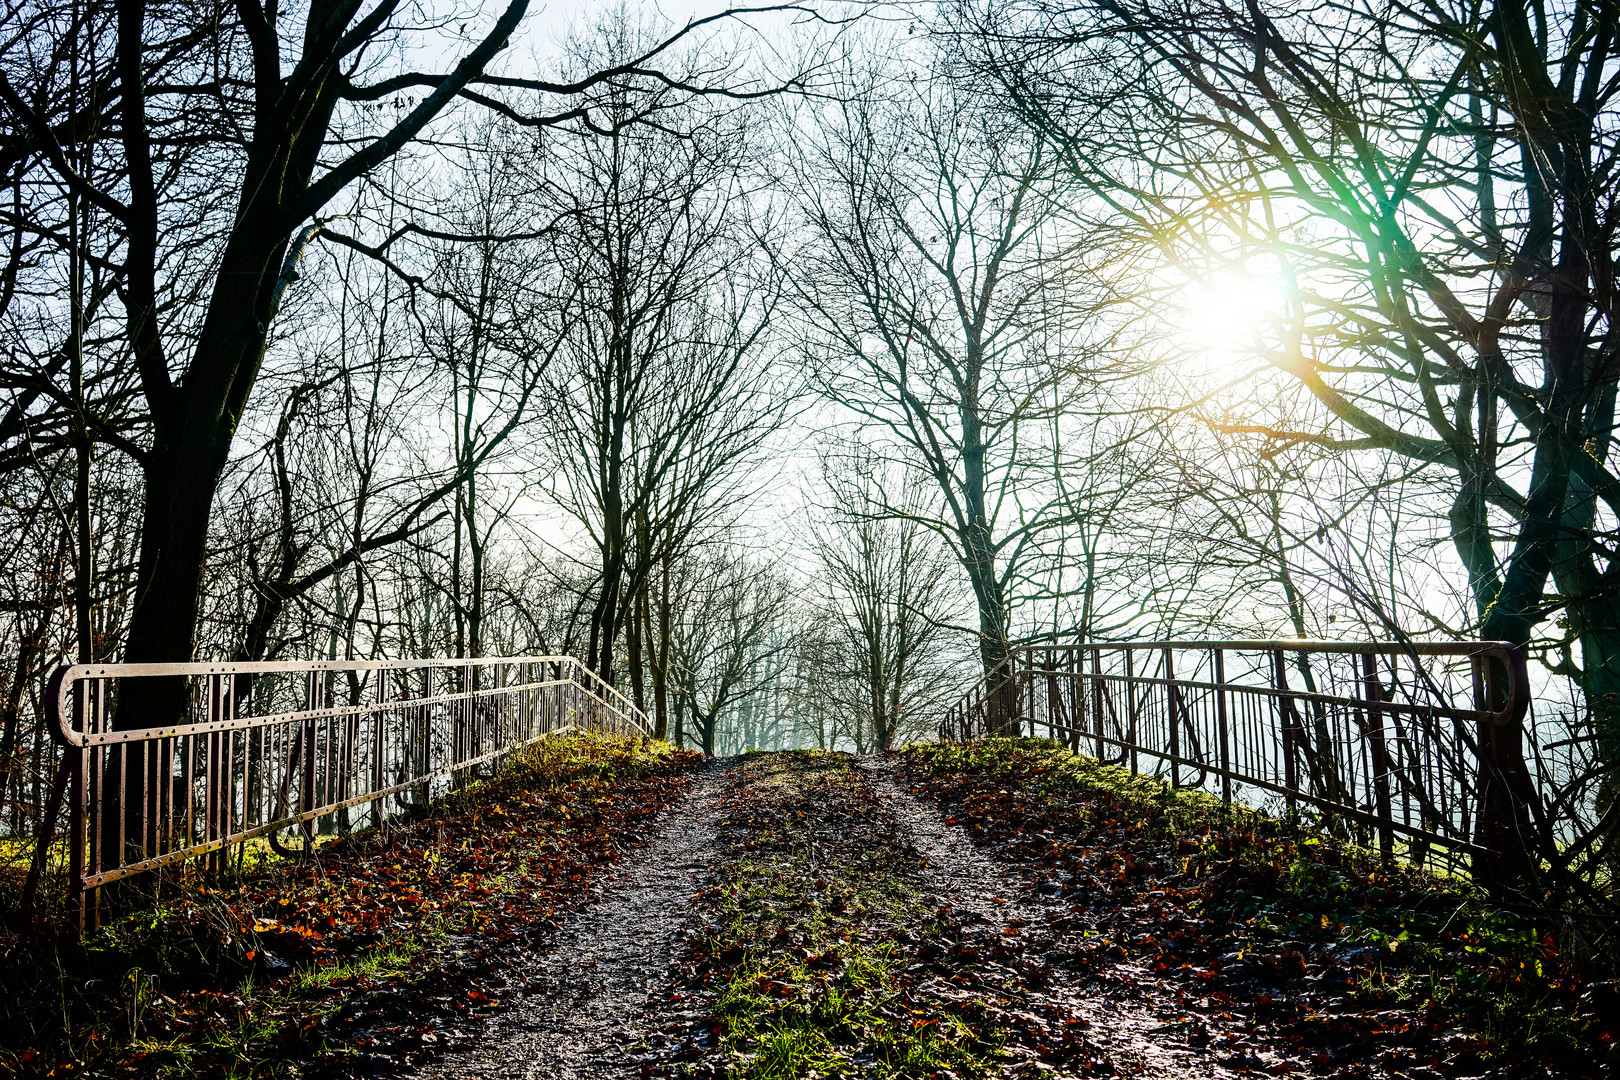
1178, 272, 1288, 363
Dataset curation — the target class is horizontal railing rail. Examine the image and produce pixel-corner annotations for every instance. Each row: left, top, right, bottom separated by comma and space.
940, 640, 1535, 889
22, 655, 649, 936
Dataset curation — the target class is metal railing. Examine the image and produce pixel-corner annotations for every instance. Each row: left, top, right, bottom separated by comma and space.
940, 640, 1535, 888
22, 655, 649, 935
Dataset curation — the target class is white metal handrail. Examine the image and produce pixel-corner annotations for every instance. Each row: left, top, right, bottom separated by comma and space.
23, 655, 650, 936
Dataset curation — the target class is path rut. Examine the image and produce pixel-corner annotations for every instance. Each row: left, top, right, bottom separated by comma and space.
410, 760, 732, 1080
857, 755, 1236, 1079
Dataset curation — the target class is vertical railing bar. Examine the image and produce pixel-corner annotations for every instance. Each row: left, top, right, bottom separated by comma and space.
1274, 649, 1298, 815
373, 671, 386, 829
1125, 648, 1138, 776
1091, 647, 1104, 760
68, 680, 87, 936
302, 672, 317, 849
1362, 651, 1394, 866
1214, 648, 1231, 805
1164, 645, 1180, 789
207, 673, 220, 879
87, 678, 102, 932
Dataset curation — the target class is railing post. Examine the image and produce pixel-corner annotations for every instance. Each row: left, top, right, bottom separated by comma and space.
1065, 647, 1079, 751
1163, 646, 1180, 788
227, 682, 241, 873
373, 671, 386, 828
1125, 648, 1138, 776
1043, 649, 1056, 742
1361, 652, 1394, 866
207, 673, 223, 879
1091, 647, 1105, 760
85, 677, 101, 933
1214, 648, 1231, 805
1025, 647, 1036, 739
69, 677, 87, 935
302, 672, 318, 848
456, 664, 468, 784
472, 662, 482, 763
418, 667, 431, 806
340, 687, 356, 833
1274, 649, 1298, 814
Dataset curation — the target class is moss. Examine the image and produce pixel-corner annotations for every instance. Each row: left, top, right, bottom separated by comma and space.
677, 753, 1009, 1079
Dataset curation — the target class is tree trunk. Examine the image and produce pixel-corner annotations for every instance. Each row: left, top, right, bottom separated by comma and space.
652, 561, 671, 740
111, 216, 291, 874
628, 578, 646, 715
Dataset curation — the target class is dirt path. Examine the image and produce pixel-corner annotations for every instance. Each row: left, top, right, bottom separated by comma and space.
857, 756, 1235, 1079
402, 752, 1249, 1079
409, 760, 733, 1080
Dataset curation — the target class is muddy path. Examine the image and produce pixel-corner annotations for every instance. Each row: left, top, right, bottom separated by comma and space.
395, 747, 1518, 1080
407, 759, 734, 1080
856, 756, 1234, 1079
637, 751, 1242, 1079
397, 751, 1233, 1079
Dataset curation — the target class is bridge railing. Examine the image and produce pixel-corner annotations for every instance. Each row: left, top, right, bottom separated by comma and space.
22, 656, 649, 935
940, 640, 1536, 888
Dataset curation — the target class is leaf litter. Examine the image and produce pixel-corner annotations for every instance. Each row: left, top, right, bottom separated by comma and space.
1, 731, 701, 1079
8, 737, 1611, 1080
890, 740, 1612, 1079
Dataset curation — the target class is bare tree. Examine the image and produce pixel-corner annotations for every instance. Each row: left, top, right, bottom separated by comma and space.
667, 551, 796, 755
0, 0, 809, 728
533, 16, 787, 694
957, 0, 1620, 882
804, 445, 963, 751
787, 48, 1094, 697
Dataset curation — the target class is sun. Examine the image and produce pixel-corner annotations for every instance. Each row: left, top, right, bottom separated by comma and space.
1177, 271, 1288, 363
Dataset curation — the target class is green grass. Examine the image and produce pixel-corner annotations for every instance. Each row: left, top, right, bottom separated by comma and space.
684, 752, 1009, 1080
292, 940, 418, 992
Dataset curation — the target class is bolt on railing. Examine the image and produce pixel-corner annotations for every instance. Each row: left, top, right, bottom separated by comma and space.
940, 640, 1536, 892
21, 655, 649, 936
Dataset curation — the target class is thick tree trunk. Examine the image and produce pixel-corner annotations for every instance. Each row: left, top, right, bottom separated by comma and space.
628, 580, 646, 715
588, 553, 622, 688
955, 376, 1015, 735
962, 535, 1014, 735
868, 647, 886, 755
109, 220, 288, 874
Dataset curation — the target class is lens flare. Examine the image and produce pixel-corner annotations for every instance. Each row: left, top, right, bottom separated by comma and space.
1179, 272, 1287, 362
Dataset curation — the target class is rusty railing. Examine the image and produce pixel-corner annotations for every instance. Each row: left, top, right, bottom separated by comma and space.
940, 640, 1536, 888
22, 655, 649, 935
